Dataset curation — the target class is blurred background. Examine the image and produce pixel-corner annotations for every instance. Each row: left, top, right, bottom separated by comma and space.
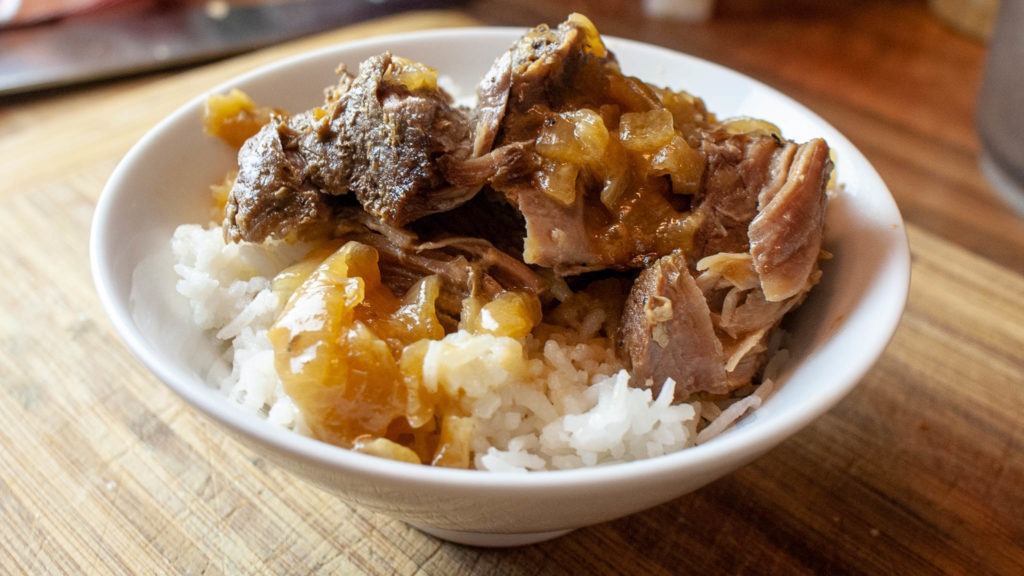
0, 0, 1002, 36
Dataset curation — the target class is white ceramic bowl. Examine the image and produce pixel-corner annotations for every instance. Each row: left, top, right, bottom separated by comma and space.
90, 27, 909, 547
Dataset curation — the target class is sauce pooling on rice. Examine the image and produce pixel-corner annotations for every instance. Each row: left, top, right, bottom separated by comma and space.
267, 240, 546, 466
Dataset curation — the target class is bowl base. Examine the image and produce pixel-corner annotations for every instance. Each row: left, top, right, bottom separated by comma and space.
410, 523, 574, 547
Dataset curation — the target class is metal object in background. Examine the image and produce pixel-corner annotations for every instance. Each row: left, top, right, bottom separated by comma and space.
0, 0, 462, 96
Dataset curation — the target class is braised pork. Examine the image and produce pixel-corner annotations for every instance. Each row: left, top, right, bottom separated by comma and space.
337, 53, 479, 226
749, 138, 831, 301
217, 13, 833, 404
224, 108, 351, 243
619, 251, 731, 399
331, 209, 548, 329
618, 133, 831, 395
692, 132, 830, 300
690, 131, 781, 259
478, 13, 713, 275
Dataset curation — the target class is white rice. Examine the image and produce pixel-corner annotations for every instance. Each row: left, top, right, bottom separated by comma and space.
171, 223, 769, 471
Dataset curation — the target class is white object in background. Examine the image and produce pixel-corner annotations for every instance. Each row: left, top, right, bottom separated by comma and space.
0, 0, 21, 24
643, 0, 715, 21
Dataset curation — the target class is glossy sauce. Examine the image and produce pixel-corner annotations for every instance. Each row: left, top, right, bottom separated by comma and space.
268, 241, 542, 467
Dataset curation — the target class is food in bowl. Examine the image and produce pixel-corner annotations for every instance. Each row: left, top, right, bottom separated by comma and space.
172, 14, 833, 471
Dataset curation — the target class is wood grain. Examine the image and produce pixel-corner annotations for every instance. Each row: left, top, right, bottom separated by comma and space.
1, 3, 1021, 575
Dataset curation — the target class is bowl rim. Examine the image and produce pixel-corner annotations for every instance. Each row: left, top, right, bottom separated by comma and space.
90, 25, 910, 492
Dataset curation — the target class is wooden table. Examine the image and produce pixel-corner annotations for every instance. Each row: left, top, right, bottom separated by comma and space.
2, 2, 1022, 574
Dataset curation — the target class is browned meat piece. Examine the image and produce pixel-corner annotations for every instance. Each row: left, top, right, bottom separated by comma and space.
337, 53, 478, 226
472, 49, 512, 156
619, 132, 831, 398
332, 209, 549, 330
410, 189, 528, 262
225, 53, 487, 242
618, 251, 730, 400
685, 134, 830, 395
224, 109, 350, 243
749, 138, 831, 301
439, 141, 533, 191
691, 133, 831, 301
690, 132, 783, 259
689, 134, 830, 390
475, 14, 714, 275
